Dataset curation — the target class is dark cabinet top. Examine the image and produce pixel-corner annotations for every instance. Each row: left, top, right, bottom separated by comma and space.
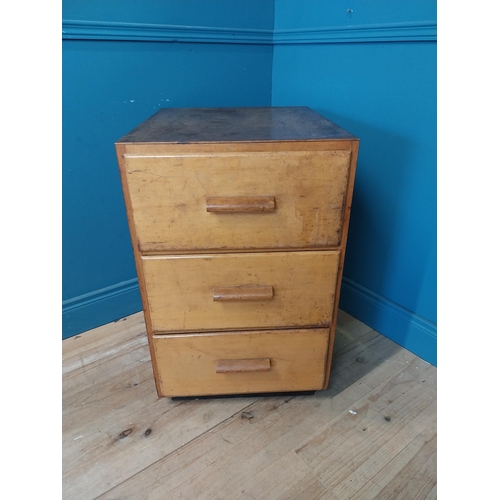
116, 106, 357, 144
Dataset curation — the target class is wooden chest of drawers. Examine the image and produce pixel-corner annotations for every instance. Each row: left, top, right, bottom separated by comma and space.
116, 107, 358, 398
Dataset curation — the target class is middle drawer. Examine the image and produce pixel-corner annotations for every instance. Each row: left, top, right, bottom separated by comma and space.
142, 250, 340, 333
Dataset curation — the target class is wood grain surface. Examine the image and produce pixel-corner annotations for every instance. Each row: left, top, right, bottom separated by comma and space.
152, 328, 330, 396
62, 310, 436, 500
141, 250, 340, 332
122, 149, 351, 252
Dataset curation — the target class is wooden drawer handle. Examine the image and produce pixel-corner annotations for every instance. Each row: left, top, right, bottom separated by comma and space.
216, 358, 271, 373
213, 285, 274, 302
206, 196, 275, 213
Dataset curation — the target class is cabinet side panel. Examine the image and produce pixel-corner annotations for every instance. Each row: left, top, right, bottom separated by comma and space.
115, 143, 162, 396
324, 140, 359, 388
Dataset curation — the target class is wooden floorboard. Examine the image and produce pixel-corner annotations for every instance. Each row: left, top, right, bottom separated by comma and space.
62, 310, 437, 500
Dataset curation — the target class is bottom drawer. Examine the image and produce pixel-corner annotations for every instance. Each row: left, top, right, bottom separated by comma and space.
152, 328, 330, 397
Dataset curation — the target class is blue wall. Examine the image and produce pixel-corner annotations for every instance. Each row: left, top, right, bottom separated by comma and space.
62, 1, 437, 366
272, 1, 437, 364
273, 0, 435, 29
63, 0, 275, 29
62, 1, 274, 337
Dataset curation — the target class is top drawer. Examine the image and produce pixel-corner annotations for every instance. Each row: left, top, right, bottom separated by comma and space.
121, 150, 351, 253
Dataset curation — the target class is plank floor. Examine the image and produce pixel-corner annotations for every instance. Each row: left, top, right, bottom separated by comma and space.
62, 310, 437, 500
